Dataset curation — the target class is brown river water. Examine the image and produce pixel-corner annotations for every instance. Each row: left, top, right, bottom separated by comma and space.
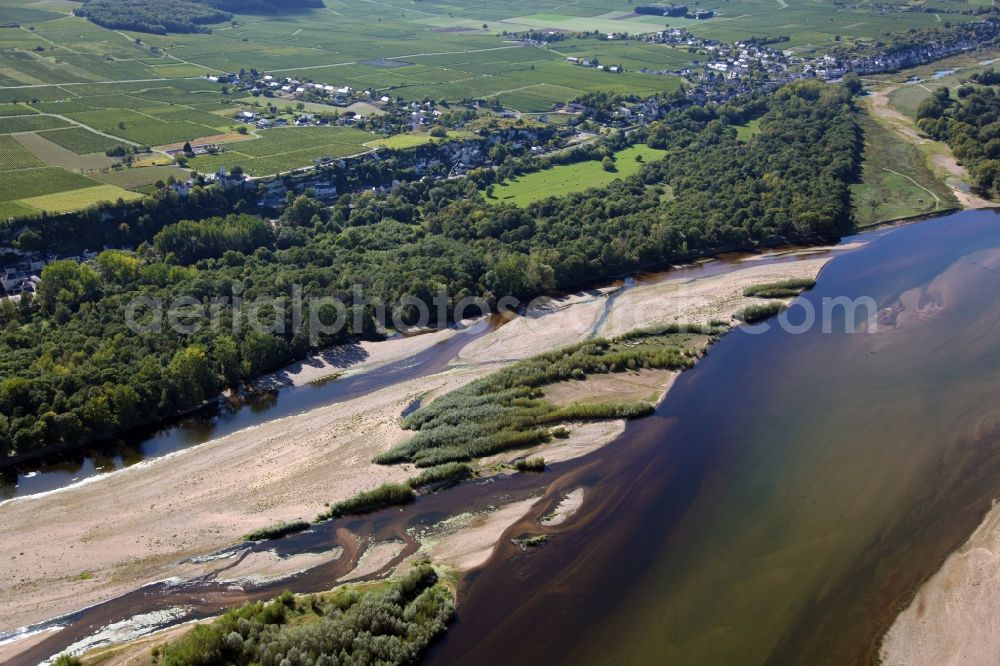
8, 210, 1000, 664
429, 209, 1000, 665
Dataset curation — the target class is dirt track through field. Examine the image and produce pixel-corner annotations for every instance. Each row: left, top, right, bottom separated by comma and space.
866, 86, 996, 209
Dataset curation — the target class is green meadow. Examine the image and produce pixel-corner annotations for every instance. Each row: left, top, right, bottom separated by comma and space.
366, 129, 477, 150
888, 54, 1000, 118
486, 144, 667, 207
734, 118, 763, 142
19, 183, 143, 213
851, 110, 958, 226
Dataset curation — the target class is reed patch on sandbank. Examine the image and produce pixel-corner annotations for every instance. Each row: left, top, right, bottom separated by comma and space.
734, 301, 787, 323
244, 520, 311, 542
375, 325, 724, 468
742, 277, 816, 299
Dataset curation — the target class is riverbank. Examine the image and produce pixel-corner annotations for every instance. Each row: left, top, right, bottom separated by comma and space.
0, 327, 471, 478
416, 210, 1000, 666
869, 88, 993, 209
879, 251, 1000, 662
252, 326, 463, 389
862, 62, 1000, 663
879, 246, 1000, 665
0, 248, 844, 661
881, 498, 1000, 665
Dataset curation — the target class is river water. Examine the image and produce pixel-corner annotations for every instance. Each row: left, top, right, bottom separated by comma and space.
0, 243, 850, 501
11, 212, 996, 665
426, 209, 1000, 665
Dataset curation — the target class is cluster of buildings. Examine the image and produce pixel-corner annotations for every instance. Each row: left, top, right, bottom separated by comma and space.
1, 271, 38, 298
233, 109, 318, 129
251, 141, 486, 207
565, 56, 623, 72
212, 72, 360, 105
406, 100, 447, 129
164, 143, 221, 157
1, 250, 99, 298
213, 73, 389, 128
243, 121, 557, 206
698, 40, 788, 81
641, 29, 787, 80
219, 73, 480, 133
816, 33, 1000, 78
231, 96, 463, 133
575, 19, 1000, 124
858, 2, 993, 17
631, 19, 1000, 104
175, 17, 1000, 200
166, 167, 251, 197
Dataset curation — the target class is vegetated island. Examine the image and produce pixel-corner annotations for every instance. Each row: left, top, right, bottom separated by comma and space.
2, 253, 834, 664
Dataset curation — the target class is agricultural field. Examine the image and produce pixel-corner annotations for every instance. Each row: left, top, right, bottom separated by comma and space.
554, 39, 696, 72
275, 48, 683, 112
0, 113, 70, 133
2, 0, 961, 105
62, 107, 233, 146
91, 165, 191, 190
0, 163, 140, 217
11, 131, 115, 170
37, 126, 127, 154
0, 103, 36, 116
19, 183, 143, 213
0, 166, 99, 203
486, 143, 667, 206
0, 0, 984, 218
0, 134, 44, 170
185, 126, 375, 176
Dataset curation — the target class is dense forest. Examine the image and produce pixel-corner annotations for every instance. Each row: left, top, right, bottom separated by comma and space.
75, 0, 233, 34
0, 80, 861, 461
152, 566, 453, 666
915, 76, 1000, 197
1, 179, 261, 257
74, 0, 323, 34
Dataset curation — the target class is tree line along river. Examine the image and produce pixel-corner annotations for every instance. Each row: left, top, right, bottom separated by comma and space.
8, 210, 1000, 665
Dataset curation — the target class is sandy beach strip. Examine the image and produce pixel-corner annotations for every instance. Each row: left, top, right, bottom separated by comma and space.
599, 256, 833, 338
254, 325, 462, 388
880, 499, 1000, 666
0, 253, 836, 637
0, 364, 489, 633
